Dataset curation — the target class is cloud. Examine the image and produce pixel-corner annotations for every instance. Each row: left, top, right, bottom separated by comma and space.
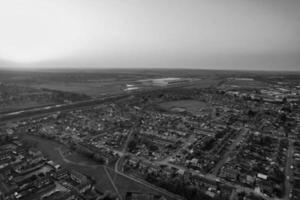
0, 0, 299, 70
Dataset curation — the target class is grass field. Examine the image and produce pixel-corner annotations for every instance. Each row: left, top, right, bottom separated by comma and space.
185, 78, 221, 89
0, 69, 224, 98
222, 79, 268, 89
159, 100, 208, 115
29, 81, 126, 97
20, 135, 176, 199
20, 135, 116, 193
107, 168, 157, 197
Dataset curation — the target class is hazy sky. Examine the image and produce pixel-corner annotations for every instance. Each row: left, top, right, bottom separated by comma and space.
0, 0, 299, 71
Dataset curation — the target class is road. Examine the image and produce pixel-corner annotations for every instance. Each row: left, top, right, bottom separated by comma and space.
284, 139, 294, 200
157, 134, 196, 164
0, 83, 193, 124
0, 94, 128, 124
211, 128, 249, 175
104, 166, 122, 200
114, 129, 134, 172
56, 144, 183, 200
112, 168, 185, 200
0, 86, 192, 199
0, 86, 284, 200
157, 158, 274, 200
22, 112, 270, 200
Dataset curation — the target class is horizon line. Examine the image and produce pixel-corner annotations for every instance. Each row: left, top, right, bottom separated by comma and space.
0, 66, 300, 74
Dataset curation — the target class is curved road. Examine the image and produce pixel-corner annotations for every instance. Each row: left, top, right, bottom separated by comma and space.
55, 146, 183, 200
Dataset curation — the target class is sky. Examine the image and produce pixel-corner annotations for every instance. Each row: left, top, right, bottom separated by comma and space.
0, 0, 299, 71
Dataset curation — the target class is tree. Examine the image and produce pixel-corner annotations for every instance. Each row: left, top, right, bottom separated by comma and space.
128, 140, 137, 152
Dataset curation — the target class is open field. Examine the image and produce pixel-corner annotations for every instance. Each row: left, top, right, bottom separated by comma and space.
185, 79, 221, 88
0, 69, 234, 98
1, 69, 297, 113
221, 79, 268, 89
2, 68, 294, 100
20, 134, 176, 199
20, 135, 116, 192
159, 100, 208, 115
0, 102, 53, 114
0, 70, 159, 97
29, 78, 220, 97
30, 81, 125, 97
0, 83, 89, 113
106, 168, 177, 199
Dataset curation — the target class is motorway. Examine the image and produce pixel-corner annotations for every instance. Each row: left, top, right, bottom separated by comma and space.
0, 87, 287, 200
0, 98, 271, 200
0, 84, 193, 124
0, 89, 188, 200
0, 93, 129, 124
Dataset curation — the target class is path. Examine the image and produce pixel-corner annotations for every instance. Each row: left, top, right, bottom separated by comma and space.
104, 166, 122, 200
55, 146, 181, 200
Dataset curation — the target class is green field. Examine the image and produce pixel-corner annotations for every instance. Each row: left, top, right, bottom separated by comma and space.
20, 135, 115, 193
159, 100, 208, 115
29, 81, 126, 97
20, 135, 176, 200
0, 69, 223, 98
106, 168, 175, 199
222, 79, 268, 88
